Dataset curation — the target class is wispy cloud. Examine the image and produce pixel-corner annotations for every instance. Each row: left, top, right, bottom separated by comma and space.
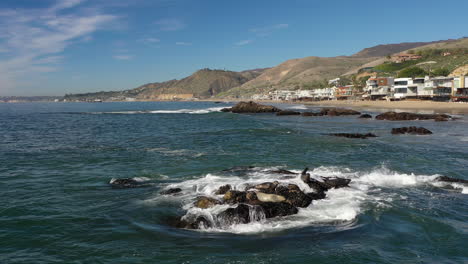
235, 39, 254, 46
250, 23, 289, 37
155, 18, 185, 31
175, 41, 191, 46
138, 37, 161, 45
113, 55, 133, 60
0, 0, 118, 93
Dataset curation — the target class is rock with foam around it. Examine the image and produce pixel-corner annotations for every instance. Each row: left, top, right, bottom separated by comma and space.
194, 196, 222, 209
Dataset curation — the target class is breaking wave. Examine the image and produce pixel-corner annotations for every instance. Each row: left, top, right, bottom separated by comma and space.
90, 107, 225, 115
149, 166, 465, 234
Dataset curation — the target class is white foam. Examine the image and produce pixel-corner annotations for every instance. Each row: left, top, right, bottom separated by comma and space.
95, 107, 225, 115
287, 104, 308, 110
153, 166, 464, 234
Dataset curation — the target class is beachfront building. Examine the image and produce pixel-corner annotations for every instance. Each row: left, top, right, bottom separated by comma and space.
335, 85, 354, 100
251, 94, 271, 100
313, 87, 336, 100
452, 76, 468, 102
365, 77, 394, 100
424, 76, 453, 101
269, 90, 298, 101
411, 78, 427, 98
393, 78, 419, 99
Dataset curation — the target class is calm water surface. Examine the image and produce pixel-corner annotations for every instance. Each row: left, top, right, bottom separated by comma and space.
1, 101, 467, 263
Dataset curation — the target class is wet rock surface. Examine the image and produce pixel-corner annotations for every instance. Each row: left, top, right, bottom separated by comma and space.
436, 176, 468, 184
328, 133, 377, 139
375, 111, 451, 121
160, 188, 182, 195
176, 167, 353, 230
276, 110, 301, 116
391, 127, 433, 135
320, 108, 361, 116
221, 101, 281, 113
359, 114, 372, 118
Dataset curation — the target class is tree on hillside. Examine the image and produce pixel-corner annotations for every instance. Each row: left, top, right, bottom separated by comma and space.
397, 67, 427, 78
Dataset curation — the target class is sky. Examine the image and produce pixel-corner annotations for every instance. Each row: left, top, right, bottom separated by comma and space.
0, 0, 467, 96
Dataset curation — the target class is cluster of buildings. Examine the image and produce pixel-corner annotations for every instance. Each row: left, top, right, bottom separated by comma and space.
251, 75, 468, 102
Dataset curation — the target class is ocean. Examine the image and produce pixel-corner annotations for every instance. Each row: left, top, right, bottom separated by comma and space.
1, 101, 467, 263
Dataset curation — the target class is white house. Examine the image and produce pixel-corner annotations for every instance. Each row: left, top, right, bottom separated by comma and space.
424, 76, 453, 100
393, 78, 418, 99
365, 77, 394, 100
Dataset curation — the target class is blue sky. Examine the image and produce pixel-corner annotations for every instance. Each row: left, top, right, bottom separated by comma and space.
0, 0, 467, 96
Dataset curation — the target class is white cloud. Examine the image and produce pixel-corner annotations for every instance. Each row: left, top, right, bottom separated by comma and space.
249, 23, 289, 37
235, 39, 253, 46
155, 18, 185, 31
113, 55, 133, 60
0, 0, 118, 93
175, 41, 191, 46
139, 37, 161, 44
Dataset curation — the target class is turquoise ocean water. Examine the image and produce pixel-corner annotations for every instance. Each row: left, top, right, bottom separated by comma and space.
1, 101, 467, 263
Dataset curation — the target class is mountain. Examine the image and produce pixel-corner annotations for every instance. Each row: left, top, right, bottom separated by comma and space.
65, 68, 266, 101
352, 39, 458, 58
220, 56, 376, 98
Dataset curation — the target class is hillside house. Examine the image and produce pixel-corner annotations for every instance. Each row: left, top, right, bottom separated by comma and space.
391, 53, 422, 63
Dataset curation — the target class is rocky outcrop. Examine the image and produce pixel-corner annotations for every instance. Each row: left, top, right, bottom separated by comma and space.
320, 108, 361, 116
359, 114, 372, 118
221, 101, 281, 113
175, 167, 353, 230
375, 111, 451, 121
328, 133, 377, 139
391, 127, 433, 135
276, 110, 301, 116
109, 178, 153, 188
436, 176, 468, 184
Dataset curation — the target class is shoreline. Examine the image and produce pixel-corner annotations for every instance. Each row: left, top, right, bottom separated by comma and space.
204, 99, 468, 114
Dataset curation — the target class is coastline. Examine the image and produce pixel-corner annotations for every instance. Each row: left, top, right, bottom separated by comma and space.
204, 98, 468, 114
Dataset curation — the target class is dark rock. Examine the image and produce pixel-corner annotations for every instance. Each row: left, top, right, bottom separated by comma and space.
276, 110, 301, 116
217, 204, 251, 225
306, 178, 329, 193
222, 101, 281, 113
258, 202, 298, 218
254, 181, 279, 194
223, 190, 247, 204
268, 169, 297, 175
391, 127, 432, 135
436, 176, 468, 184
321, 177, 351, 189
306, 192, 327, 200
359, 114, 372, 118
175, 216, 212, 229
301, 112, 324, 117
215, 184, 231, 195
328, 133, 377, 139
320, 108, 361, 116
194, 196, 222, 209
434, 116, 449, 122
110, 178, 148, 188
276, 186, 312, 208
160, 187, 182, 195
375, 111, 451, 121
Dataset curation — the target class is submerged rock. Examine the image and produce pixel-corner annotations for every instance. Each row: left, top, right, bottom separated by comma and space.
160, 188, 182, 195
110, 178, 152, 188
375, 111, 451, 121
320, 108, 361, 116
391, 127, 432, 135
301, 112, 324, 117
436, 176, 468, 184
276, 110, 301, 116
221, 101, 281, 113
359, 114, 372, 118
328, 133, 377, 139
